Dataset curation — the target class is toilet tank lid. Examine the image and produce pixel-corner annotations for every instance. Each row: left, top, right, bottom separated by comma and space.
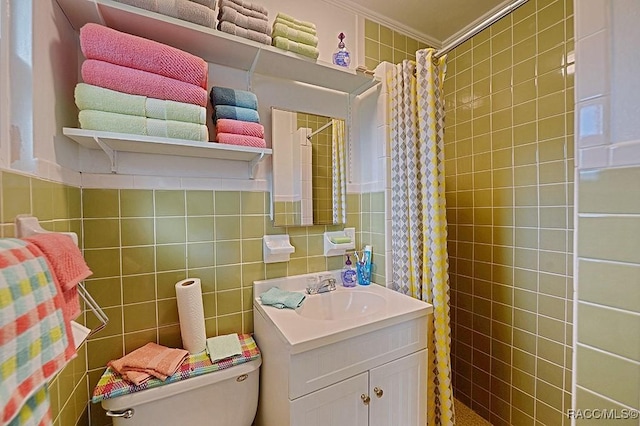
93, 334, 261, 404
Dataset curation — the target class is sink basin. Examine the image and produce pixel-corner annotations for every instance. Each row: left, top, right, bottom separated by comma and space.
296, 290, 385, 320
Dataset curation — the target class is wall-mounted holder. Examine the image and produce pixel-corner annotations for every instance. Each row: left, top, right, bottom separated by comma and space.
14, 215, 109, 349
263, 234, 295, 263
324, 227, 356, 256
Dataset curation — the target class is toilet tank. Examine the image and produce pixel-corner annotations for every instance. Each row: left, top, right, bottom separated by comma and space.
101, 358, 261, 426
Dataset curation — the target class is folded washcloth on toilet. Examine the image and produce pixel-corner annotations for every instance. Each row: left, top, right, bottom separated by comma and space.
259, 286, 305, 309
109, 342, 189, 385
206, 333, 243, 362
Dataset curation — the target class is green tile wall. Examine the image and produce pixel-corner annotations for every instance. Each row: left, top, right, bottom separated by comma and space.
358, 191, 386, 285
443, 0, 575, 424
364, 19, 431, 71
0, 170, 88, 426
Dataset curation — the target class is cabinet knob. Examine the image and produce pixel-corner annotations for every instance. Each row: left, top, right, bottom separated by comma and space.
374, 387, 384, 398
360, 394, 371, 405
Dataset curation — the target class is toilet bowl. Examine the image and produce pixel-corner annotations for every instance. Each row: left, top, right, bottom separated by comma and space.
101, 358, 261, 426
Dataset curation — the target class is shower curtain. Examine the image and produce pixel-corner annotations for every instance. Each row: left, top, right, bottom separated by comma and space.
388, 48, 455, 425
331, 118, 347, 224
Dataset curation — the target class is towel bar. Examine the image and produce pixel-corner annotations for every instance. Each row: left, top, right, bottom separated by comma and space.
14, 215, 109, 342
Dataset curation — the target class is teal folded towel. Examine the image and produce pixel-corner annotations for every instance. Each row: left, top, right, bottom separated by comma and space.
213, 105, 260, 123
210, 86, 258, 110
260, 287, 305, 309
272, 36, 319, 60
206, 333, 243, 362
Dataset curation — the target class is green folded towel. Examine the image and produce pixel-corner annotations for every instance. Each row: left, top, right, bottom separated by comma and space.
75, 83, 206, 124
275, 12, 316, 33
206, 333, 242, 362
260, 286, 305, 309
273, 17, 317, 36
79, 110, 209, 141
272, 36, 319, 60
272, 22, 318, 47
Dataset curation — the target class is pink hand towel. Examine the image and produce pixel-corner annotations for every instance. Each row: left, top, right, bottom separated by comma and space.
82, 59, 208, 107
216, 118, 264, 138
216, 132, 266, 148
109, 342, 189, 385
80, 23, 208, 89
25, 233, 93, 321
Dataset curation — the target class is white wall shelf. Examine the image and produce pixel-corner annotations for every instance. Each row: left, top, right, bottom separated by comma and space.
63, 127, 271, 178
55, 0, 379, 96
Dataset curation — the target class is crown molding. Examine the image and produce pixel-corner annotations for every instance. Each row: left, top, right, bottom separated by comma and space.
439, 0, 513, 48
319, 0, 443, 48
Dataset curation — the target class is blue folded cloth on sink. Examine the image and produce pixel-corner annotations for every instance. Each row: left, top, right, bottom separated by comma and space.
260, 287, 305, 309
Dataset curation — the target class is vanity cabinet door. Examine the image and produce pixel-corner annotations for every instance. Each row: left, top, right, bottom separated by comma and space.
290, 372, 369, 426
368, 349, 428, 426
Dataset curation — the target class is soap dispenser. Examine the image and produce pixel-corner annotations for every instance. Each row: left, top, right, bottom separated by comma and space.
332, 32, 351, 67
341, 254, 357, 287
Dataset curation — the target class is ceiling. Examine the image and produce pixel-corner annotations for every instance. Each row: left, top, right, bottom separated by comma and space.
328, 0, 512, 47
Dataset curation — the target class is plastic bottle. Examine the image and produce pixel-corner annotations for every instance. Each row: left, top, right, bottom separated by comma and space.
341, 254, 357, 287
332, 32, 351, 67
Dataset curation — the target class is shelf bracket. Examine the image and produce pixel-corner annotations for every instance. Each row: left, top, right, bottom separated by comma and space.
92, 136, 118, 173
247, 49, 261, 92
249, 152, 265, 179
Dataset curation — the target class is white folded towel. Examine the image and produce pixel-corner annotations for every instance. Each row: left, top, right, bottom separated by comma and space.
206, 333, 243, 362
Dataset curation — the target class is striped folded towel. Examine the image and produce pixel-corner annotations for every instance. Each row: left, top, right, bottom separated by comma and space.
75, 84, 207, 125
0, 239, 76, 426
79, 110, 210, 141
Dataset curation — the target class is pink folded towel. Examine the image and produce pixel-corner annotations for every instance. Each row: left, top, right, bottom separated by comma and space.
25, 233, 93, 321
216, 132, 266, 148
82, 59, 208, 107
80, 23, 208, 89
216, 118, 264, 138
109, 342, 189, 385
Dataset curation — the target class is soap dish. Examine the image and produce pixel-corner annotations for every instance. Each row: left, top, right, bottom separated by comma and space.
324, 227, 356, 256
263, 235, 295, 263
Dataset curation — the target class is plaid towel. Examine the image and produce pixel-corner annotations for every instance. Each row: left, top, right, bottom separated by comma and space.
92, 334, 261, 403
0, 239, 76, 426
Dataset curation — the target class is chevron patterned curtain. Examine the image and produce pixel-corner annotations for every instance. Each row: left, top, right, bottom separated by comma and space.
388, 48, 455, 425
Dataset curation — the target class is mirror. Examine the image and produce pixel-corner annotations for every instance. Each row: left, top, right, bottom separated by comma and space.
271, 108, 347, 227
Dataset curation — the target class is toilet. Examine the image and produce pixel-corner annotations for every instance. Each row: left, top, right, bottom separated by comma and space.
101, 358, 261, 426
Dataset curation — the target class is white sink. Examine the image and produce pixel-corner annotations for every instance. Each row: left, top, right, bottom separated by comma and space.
296, 290, 385, 320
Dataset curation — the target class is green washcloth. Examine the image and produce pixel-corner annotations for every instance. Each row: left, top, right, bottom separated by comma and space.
329, 236, 352, 244
272, 36, 319, 60
275, 12, 316, 33
272, 22, 318, 47
79, 110, 209, 141
273, 17, 317, 36
260, 286, 305, 309
75, 83, 206, 124
206, 333, 243, 362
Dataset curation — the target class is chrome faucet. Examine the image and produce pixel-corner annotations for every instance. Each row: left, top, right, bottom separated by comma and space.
306, 275, 337, 295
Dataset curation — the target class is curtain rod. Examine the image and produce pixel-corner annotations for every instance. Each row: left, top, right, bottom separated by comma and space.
307, 120, 334, 139
435, 0, 529, 58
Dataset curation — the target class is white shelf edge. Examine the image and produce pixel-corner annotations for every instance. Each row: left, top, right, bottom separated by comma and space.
63, 127, 271, 176
56, 0, 379, 95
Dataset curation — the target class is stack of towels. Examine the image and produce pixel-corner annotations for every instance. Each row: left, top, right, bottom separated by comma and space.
217, 0, 271, 45
113, 0, 217, 29
271, 12, 319, 60
210, 86, 266, 148
76, 23, 209, 142
108, 342, 189, 385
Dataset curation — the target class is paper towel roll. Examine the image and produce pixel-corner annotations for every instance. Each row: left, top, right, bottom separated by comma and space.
175, 278, 207, 354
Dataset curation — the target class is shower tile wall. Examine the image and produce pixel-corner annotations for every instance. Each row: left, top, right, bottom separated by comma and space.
0, 170, 88, 426
444, 0, 574, 424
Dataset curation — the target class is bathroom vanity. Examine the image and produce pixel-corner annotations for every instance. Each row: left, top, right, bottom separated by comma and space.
253, 272, 433, 426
